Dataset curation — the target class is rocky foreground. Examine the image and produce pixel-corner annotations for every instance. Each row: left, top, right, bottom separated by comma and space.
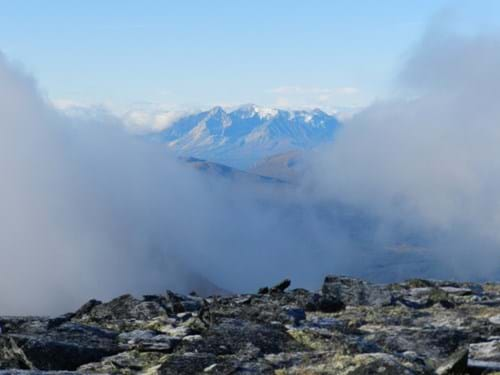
2, 277, 500, 374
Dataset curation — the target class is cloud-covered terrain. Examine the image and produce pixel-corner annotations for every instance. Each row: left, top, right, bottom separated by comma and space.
310, 28, 500, 281
0, 54, 351, 315
2, 26, 500, 315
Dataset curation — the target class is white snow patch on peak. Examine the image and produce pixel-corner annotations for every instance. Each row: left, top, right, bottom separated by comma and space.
255, 106, 278, 119
304, 114, 313, 123
221, 115, 232, 128
189, 123, 209, 141
232, 104, 278, 119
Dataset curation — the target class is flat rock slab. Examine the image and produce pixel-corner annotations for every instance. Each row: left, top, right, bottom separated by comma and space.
321, 276, 394, 307
183, 318, 304, 355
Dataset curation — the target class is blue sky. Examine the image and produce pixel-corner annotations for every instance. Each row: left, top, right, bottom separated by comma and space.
1, 1, 499, 113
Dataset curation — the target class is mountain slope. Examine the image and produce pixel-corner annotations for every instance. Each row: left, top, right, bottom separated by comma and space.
146, 105, 340, 169
250, 150, 306, 182
181, 156, 287, 185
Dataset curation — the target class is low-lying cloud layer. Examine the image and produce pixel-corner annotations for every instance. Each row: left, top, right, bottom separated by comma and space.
2, 26, 500, 315
0, 54, 354, 315
310, 28, 500, 281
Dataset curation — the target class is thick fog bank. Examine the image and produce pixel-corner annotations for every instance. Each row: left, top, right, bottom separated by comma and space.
0, 55, 355, 315
308, 29, 500, 282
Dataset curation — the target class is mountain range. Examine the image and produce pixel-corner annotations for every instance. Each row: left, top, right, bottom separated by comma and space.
140, 104, 340, 170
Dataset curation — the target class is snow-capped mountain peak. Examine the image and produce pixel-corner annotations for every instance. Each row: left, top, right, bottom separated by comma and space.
231, 104, 279, 120
146, 105, 340, 169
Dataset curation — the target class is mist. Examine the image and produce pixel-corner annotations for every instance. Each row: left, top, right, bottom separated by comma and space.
3, 25, 500, 315
310, 27, 500, 281
0, 54, 356, 315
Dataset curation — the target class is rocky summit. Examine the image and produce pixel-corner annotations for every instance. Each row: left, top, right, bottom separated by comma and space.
3, 277, 500, 374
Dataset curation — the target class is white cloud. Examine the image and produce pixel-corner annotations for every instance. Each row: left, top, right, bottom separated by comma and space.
310, 27, 500, 281
52, 98, 88, 110
0, 53, 357, 314
122, 109, 188, 133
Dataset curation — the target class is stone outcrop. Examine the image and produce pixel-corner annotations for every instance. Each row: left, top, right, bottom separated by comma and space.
2, 276, 500, 373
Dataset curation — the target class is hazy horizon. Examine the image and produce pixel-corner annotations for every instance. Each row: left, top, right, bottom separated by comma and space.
2, 1, 500, 113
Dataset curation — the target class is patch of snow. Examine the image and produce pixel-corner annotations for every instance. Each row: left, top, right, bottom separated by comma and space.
255, 106, 278, 119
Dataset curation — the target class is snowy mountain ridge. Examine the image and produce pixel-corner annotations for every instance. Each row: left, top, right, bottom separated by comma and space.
131, 104, 341, 169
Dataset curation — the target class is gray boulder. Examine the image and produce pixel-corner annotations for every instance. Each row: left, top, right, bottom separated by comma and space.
321, 275, 394, 307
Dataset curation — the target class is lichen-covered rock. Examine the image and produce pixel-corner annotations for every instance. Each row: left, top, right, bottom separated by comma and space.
9, 322, 120, 370
182, 318, 304, 355
0, 371, 83, 374
469, 340, 500, 362
118, 329, 180, 352
305, 292, 345, 312
435, 348, 468, 375
158, 345, 275, 375
0, 336, 33, 370
157, 352, 217, 374
278, 352, 430, 374
1, 276, 500, 373
77, 350, 166, 374
321, 275, 394, 307
468, 340, 500, 373
0, 317, 48, 335
74, 294, 170, 331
